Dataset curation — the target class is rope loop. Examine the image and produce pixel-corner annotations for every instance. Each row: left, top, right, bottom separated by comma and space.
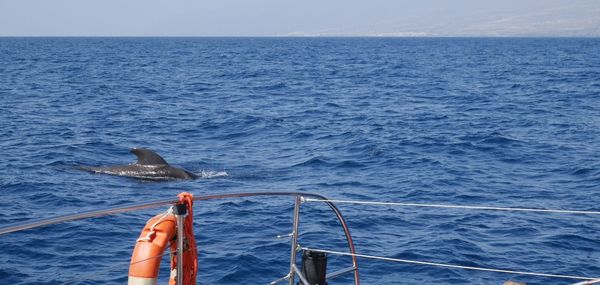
136, 207, 173, 242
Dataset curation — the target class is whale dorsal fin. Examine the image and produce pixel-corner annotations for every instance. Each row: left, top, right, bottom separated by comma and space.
130, 148, 169, 165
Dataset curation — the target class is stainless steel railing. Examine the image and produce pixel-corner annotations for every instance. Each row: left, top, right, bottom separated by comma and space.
0, 191, 361, 285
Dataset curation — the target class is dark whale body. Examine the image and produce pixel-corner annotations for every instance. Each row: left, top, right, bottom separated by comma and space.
78, 148, 197, 180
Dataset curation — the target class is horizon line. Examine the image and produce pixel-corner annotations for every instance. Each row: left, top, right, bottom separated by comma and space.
1, 35, 599, 39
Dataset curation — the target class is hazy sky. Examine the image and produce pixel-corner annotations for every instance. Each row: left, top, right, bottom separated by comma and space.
1, 0, 599, 36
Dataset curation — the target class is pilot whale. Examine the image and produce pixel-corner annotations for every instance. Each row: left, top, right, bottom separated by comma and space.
78, 148, 198, 180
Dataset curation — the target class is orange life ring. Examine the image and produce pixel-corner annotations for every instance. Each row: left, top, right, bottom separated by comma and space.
128, 192, 197, 285
128, 211, 178, 285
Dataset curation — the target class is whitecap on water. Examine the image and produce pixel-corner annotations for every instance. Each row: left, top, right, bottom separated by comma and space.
197, 170, 229, 179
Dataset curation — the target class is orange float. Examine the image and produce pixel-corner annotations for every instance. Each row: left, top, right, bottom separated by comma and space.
128, 192, 197, 285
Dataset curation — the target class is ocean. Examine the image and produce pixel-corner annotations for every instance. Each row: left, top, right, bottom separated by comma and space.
1, 37, 599, 284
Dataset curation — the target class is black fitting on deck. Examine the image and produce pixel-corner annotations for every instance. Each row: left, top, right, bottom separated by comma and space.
173, 203, 188, 215
299, 250, 328, 285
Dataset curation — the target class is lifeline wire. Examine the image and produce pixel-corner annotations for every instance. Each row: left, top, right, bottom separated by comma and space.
302, 247, 598, 281
304, 198, 600, 215
572, 279, 600, 285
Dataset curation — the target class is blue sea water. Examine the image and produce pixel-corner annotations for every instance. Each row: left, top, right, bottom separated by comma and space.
0, 37, 599, 284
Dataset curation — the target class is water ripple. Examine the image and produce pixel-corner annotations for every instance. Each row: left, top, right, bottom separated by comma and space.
0, 37, 599, 285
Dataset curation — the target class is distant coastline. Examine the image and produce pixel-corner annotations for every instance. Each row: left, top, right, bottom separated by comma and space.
1, 35, 600, 38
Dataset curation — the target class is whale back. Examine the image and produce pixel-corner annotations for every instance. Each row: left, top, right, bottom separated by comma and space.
131, 148, 169, 165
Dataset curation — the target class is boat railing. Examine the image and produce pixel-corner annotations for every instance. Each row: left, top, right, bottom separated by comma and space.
0, 192, 360, 285
1, 192, 600, 284
304, 198, 600, 285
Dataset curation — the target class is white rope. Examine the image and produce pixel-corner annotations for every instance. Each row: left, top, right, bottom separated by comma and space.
304, 198, 600, 215
302, 247, 598, 281
137, 207, 174, 242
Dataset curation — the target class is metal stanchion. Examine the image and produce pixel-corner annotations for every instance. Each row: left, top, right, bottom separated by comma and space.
288, 195, 302, 285
173, 203, 187, 285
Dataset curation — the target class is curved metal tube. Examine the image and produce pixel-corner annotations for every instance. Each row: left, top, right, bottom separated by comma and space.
0, 198, 178, 235
0, 191, 360, 284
